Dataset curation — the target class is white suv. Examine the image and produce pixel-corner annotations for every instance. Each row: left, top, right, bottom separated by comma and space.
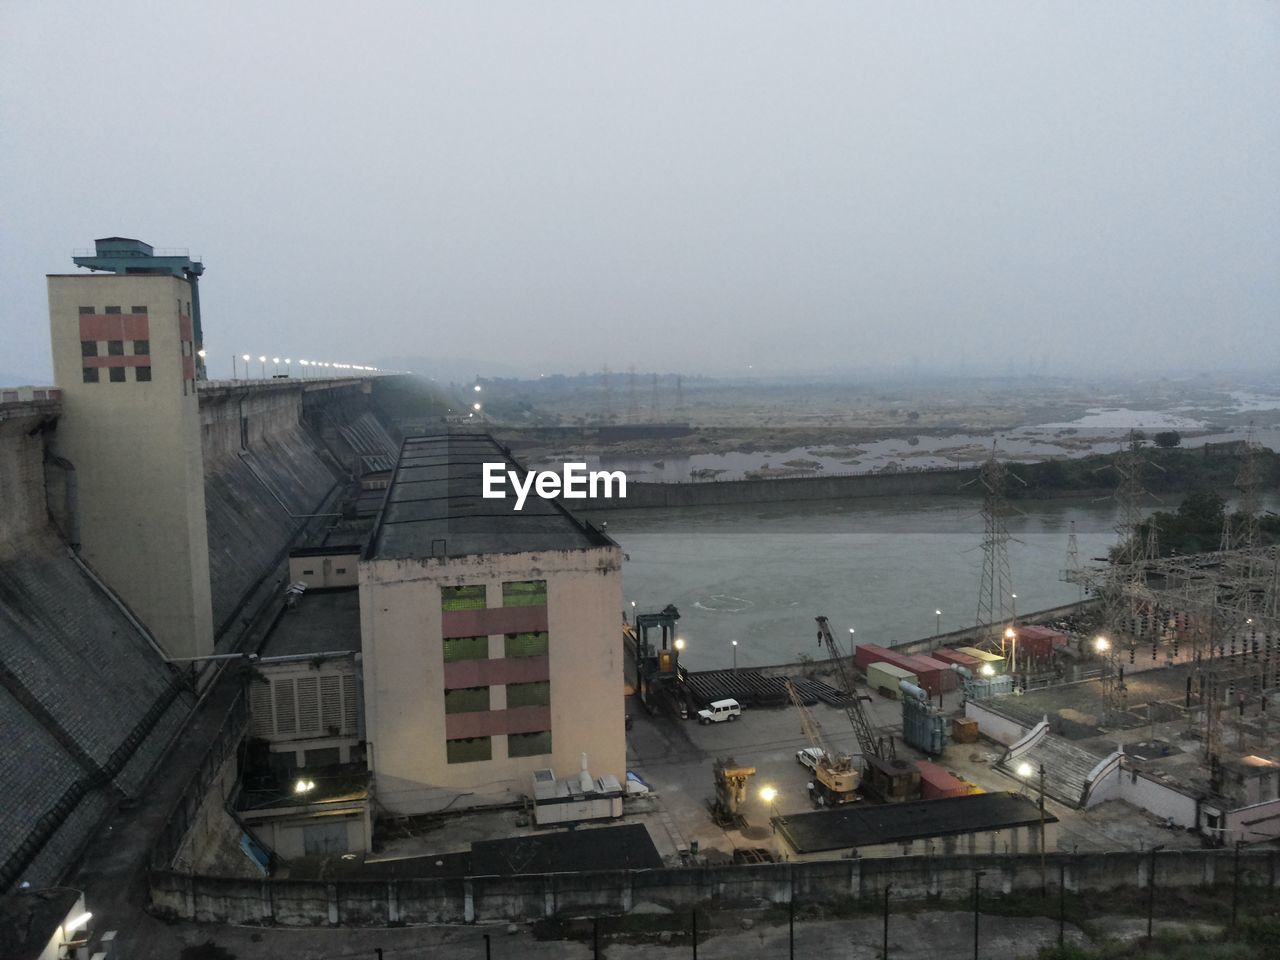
697, 698, 741, 724
796, 747, 825, 771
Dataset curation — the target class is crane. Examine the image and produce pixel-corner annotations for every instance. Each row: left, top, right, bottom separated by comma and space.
815, 615, 893, 761
784, 677, 858, 805
816, 616, 922, 802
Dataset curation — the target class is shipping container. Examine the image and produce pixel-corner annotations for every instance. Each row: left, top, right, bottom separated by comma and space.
915, 760, 969, 799
866, 662, 917, 699
932, 648, 981, 671
1014, 625, 1069, 660
956, 647, 1006, 673
904, 655, 958, 695
853, 643, 894, 671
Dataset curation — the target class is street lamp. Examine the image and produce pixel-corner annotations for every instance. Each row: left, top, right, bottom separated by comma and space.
674, 637, 685, 652
241, 353, 250, 380
935, 609, 942, 636
732, 639, 738, 672
258, 355, 266, 378
1006, 626, 1017, 673
1095, 635, 1110, 653
272, 357, 280, 376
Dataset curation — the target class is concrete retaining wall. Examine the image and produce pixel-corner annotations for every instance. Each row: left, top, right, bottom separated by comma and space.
150, 848, 1279, 926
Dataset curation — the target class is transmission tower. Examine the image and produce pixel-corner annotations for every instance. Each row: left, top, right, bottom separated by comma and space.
1096, 430, 1159, 722
974, 445, 1017, 641
627, 366, 639, 422
1065, 520, 1082, 601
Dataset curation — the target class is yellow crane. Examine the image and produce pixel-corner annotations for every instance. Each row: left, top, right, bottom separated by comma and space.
784, 677, 859, 805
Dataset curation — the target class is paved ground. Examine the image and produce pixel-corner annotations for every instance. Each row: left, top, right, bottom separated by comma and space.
624, 687, 1201, 860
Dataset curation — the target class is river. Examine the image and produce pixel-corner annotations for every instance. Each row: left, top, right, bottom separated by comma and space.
597, 493, 1274, 671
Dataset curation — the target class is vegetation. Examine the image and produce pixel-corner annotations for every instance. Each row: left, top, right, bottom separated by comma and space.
1010, 446, 1280, 501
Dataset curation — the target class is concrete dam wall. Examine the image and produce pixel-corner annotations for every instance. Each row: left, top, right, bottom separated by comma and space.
0, 400, 192, 891
0, 379, 400, 892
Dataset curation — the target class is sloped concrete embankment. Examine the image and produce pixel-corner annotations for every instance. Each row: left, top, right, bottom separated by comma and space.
1, 403, 192, 891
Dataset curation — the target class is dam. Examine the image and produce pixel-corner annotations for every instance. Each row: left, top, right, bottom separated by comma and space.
0, 374, 402, 891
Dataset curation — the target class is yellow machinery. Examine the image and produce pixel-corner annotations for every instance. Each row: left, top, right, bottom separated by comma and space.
710, 757, 757, 827
784, 677, 859, 805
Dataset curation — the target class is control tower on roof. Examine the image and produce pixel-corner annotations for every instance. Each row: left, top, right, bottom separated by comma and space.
73, 237, 206, 379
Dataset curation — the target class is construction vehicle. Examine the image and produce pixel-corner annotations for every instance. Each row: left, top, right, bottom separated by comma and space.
709, 757, 757, 827
815, 616, 922, 802
783, 677, 859, 806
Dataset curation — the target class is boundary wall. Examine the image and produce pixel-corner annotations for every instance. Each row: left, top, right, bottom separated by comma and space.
150, 847, 1279, 926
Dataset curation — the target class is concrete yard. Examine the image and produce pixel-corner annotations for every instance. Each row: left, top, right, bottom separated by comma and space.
625, 685, 1206, 860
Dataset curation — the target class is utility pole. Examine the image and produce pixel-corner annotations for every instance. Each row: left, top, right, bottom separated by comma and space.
973, 870, 985, 960
1146, 845, 1164, 946
883, 883, 893, 960
1038, 762, 1047, 897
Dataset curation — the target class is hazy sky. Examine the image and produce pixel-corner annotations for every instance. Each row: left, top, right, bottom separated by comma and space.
2, 2, 1277, 383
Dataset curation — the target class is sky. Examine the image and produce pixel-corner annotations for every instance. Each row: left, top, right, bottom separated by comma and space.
2, 2, 1278, 384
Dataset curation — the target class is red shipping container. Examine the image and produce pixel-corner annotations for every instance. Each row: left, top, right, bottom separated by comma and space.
932, 648, 980, 671
1014, 625, 1068, 660
854, 644, 894, 671
916, 760, 968, 799
902, 655, 957, 696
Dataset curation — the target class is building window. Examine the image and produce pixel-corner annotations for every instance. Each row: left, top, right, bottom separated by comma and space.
133, 339, 149, 355
79, 306, 94, 315
444, 686, 490, 714
443, 635, 488, 662
82, 367, 99, 383
104, 306, 121, 315
446, 737, 492, 764
135, 367, 152, 382
130, 305, 148, 314
504, 631, 549, 658
109, 367, 126, 383
508, 731, 552, 757
80, 341, 97, 357
506, 681, 550, 708
107, 340, 124, 356
503, 580, 547, 607
302, 568, 315, 576
335, 567, 347, 574
441, 584, 486, 611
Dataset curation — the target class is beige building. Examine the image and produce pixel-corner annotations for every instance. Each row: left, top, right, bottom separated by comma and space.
359, 434, 625, 814
47, 259, 214, 660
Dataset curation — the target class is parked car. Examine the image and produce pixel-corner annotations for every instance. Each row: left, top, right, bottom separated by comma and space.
697, 698, 741, 724
796, 746, 825, 771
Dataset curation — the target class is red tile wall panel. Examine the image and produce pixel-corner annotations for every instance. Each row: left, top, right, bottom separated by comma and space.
179, 315, 192, 340
442, 606, 548, 639
182, 356, 195, 380
79, 314, 149, 340
444, 705, 552, 740
83, 356, 152, 368
443, 654, 549, 690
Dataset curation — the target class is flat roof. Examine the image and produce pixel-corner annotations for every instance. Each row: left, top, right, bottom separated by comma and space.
260, 588, 361, 657
367, 434, 615, 561
774, 792, 1055, 854
0, 887, 81, 960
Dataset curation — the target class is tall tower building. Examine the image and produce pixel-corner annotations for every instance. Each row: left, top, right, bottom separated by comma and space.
47, 238, 214, 660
